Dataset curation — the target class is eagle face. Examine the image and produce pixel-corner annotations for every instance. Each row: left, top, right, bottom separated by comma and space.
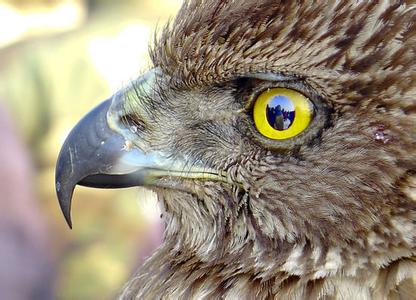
56, 0, 416, 298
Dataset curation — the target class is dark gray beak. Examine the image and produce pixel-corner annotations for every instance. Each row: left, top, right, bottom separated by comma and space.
55, 70, 169, 228
55, 69, 222, 229
55, 99, 146, 228
55, 69, 169, 228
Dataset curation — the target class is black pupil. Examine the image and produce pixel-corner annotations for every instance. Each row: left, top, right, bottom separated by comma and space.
266, 95, 296, 130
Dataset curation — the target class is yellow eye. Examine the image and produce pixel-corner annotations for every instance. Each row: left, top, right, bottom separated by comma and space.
253, 88, 313, 140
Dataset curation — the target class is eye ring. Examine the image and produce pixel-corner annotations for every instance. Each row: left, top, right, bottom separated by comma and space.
253, 88, 314, 140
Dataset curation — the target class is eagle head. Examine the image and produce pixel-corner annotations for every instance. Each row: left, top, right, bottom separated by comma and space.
56, 1, 416, 298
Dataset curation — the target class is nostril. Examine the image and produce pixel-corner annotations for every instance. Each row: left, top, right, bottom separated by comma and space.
122, 113, 146, 134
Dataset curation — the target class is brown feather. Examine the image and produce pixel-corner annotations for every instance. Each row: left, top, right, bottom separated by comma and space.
119, 0, 416, 298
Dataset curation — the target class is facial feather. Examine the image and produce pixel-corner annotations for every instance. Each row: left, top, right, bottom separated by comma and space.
58, 0, 416, 298
117, 1, 416, 298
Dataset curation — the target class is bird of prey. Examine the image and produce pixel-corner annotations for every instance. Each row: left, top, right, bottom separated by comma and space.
56, 0, 416, 298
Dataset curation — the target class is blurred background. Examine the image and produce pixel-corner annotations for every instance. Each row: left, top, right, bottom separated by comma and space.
0, 0, 182, 299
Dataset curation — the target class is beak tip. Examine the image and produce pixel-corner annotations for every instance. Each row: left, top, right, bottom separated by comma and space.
66, 217, 73, 230
56, 180, 74, 229
59, 199, 73, 229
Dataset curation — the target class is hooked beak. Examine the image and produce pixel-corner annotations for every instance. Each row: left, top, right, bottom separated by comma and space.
55, 70, 224, 228
56, 70, 168, 228
55, 99, 147, 228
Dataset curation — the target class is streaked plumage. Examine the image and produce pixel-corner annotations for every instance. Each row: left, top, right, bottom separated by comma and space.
56, 0, 416, 299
